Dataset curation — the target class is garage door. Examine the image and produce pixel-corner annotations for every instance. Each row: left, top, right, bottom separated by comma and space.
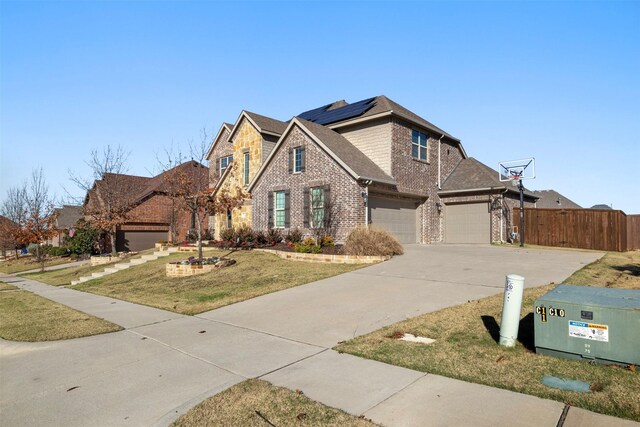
116, 231, 168, 252
369, 197, 417, 244
445, 203, 490, 243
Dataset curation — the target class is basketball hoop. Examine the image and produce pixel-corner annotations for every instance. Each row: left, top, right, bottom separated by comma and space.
498, 158, 536, 248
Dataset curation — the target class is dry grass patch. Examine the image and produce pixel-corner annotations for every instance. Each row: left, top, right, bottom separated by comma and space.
70, 249, 363, 315
172, 379, 377, 427
0, 290, 122, 341
565, 250, 639, 290
0, 256, 76, 274
0, 281, 17, 291
344, 226, 403, 257
335, 251, 640, 422
24, 259, 120, 286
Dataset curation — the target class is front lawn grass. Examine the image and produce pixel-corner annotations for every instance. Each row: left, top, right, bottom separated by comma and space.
0, 289, 122, 341
0, 281, 17, 291
172, 379, 377, 427
24, 258, 121, 286
0, 256, 76, 274
335, 251, 640, 422
60, 249, 364, 315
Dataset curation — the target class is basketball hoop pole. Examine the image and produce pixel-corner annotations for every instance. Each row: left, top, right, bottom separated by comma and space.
519, 179, 525, 247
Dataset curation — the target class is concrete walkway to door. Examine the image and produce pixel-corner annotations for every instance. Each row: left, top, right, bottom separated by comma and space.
4, 245, 633, 427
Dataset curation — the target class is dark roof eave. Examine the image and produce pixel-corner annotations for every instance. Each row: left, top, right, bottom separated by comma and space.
438, 187, 538, 199
358, 176, 397, 186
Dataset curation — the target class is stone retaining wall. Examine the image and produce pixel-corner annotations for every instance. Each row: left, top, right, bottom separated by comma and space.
257, 249, 389, 264
166, 263, 216, 277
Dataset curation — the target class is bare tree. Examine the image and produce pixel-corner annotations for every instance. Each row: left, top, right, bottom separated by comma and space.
0, 186, 27, 259
70, 146, 136, 255
159, 128, 246, 262
1, 168, 58, 270
308, 187, 340, 243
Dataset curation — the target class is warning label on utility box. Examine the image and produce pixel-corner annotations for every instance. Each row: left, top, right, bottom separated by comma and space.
568, 321, 609, 342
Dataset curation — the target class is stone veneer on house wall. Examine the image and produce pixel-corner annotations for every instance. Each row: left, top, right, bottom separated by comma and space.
212, 118, 266, 238
252, 125, 365, 242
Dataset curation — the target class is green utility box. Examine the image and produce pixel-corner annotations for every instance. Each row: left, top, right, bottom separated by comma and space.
534, 285, 640, 365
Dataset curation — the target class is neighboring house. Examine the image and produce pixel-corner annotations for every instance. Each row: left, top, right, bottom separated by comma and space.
590, 204, 613, 210
206, 111, 288, 238
47, 205, 83, 247
532, 190, 581, 209
84, 161, 208, 252
208, 95, 538, 244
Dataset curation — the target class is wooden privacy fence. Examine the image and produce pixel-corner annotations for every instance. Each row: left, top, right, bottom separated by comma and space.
514, 208, 640, 252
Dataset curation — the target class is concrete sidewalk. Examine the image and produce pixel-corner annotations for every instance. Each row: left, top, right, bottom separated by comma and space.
2, 245, 636, 426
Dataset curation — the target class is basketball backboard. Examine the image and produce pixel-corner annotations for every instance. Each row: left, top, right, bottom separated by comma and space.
499, 158, 535, 182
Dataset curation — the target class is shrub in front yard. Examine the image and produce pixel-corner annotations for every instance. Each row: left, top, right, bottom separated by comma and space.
344, 226, 404, 257
295, 237, 322, 254
266, 227, 283, 244
233, 224, 255, 243
220, 227, 235, 242
285, 228, 304, 244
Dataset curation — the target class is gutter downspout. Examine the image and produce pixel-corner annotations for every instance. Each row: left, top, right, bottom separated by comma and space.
500, 188, 508, 243
438, 134, 444, 242
437, 134, 444, 190
361, 180, 372, 226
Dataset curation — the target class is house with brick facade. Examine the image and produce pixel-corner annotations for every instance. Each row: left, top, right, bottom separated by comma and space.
208, 96, 537, 244
206, 111, 288, 238
84, 161, 208, 251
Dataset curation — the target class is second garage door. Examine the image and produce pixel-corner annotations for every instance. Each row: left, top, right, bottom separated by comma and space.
369, 197, 418, 244
116, 230, 168, 252
445, 203, 490, 243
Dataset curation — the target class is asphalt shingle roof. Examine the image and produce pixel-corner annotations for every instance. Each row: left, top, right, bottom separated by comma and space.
440, 157, 536, 198
245, 111, 288, 136
532, 190, 582, 209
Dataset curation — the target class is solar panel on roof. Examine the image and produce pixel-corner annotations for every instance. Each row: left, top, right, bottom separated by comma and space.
297, 103, 332, 122
297, 97, 377, 126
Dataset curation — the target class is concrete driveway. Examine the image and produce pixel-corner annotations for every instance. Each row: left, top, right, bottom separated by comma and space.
201, 244, 600, 347
1, 245, 608, 426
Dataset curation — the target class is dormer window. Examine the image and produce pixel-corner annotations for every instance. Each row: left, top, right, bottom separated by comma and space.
412, 130, 428, 161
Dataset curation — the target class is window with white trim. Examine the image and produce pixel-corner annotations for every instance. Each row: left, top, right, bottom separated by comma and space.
274, 191, 286, 228
243, 152, 250, 185
311, 187, 325, 228
412, 130, 428, 161
220, 155, 233, 175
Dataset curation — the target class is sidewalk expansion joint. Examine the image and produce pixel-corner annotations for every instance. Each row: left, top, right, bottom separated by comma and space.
556, 404, 570, 427
256, 348, 329, 379
126, 329, 247, 379
360, 372, 428, 416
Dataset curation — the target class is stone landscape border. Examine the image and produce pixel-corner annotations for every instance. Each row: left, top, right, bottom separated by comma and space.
257, 248, 389, 264
166, 263, 216, 277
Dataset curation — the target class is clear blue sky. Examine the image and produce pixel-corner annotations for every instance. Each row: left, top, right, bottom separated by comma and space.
1, 1, 639, 213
